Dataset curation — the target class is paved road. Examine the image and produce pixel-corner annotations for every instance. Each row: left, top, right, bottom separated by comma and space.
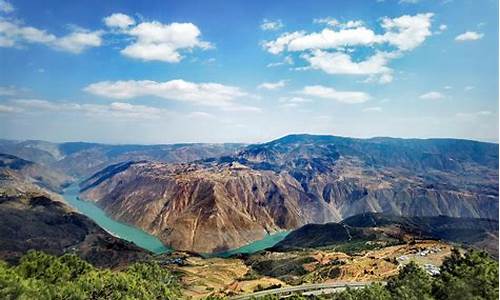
229, 282, 374, 300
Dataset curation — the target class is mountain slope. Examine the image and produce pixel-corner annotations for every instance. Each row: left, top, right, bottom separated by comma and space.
0, 154, 150, 267
272, 213, 498, 256
80, 134, 498, 253
0, 153, 72, 193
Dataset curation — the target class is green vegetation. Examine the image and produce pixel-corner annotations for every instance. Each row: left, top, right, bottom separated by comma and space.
0, 249, 497, 300
0, 250, 180, 300
252, 249, 498, 300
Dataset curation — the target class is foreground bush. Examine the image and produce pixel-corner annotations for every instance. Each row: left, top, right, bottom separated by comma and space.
0, 250, 180, 300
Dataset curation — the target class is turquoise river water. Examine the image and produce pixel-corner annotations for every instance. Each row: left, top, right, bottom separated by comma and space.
62, 183, 288, 256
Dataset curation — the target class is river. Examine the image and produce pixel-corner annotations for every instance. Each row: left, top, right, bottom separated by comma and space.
62, 183, 288, 256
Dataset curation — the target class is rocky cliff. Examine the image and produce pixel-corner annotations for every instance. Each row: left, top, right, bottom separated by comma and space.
79, 135, 498, 253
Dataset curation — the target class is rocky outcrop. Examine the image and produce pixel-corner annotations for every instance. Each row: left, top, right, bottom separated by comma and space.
81, 162, 324, 253
80, 135, 499, 253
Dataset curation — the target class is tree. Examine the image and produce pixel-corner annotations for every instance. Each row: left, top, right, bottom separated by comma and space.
386, 261, 434, 300
433, 249, 499, 300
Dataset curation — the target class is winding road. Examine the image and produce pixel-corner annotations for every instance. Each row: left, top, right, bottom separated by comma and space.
229, 281, 376, 300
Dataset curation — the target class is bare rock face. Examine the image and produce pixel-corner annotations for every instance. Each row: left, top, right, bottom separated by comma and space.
81, 162, 324, 253
80, 134, 499, 253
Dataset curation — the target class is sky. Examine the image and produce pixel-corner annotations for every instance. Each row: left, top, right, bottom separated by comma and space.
0, 0, 498, 144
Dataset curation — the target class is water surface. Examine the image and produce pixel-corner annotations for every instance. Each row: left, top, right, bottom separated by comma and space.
62, 183, 289, 256
62, 183, 170, 254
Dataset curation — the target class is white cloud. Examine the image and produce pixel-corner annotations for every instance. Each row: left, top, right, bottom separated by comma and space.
103, 13, 136, 29
12, 99, 167, 119
456, 111, 492, 120
118, 20, 213, 62
378, 13, 433, 51
0, 20, 101, 53
313, 17, 364, 29
264, 13, 433, 54
0, 104, 17, 112
0, 85, 23, 96
455, 31, 484, 42
266, 55, 294, 67
278, 96, 312, 109
262, 31, 305, 55
399, 0, 419, 3
257, 80, 287, 90
313, 17, 339, 27
188, 111, 215, 119
84, 79, 259, 111
302, 50, 395, 83
299, 85, 370, 104
287, 96, 312, 103
443, 85, 452, 90
263, 13, 433, 83
363, 106, 383, 112
287, 27, 378, 52
0, 0, 13, 13
260, 19, 283, 31
464, 85, 475, 91
419, 91, 445, 100
53, 30, 103, 53
435, 24, 447, 34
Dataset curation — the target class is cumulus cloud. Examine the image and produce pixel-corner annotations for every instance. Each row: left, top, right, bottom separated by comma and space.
263, 13, 433, 83
52, 29, 103, 53
455, 31, 484, 41
264, 13, 433, 53
299, 85, 370, 104
84, 79, 259, 111
302, 50, 396, 83
0, 20, 102, 53
0, 0, 13, 13
101, 12, 213, 63
103, 13, 136, 29
378, 13, 434, 51
0, 12, 211, 60
260, 19, 283, 31
419, 91, 445, 100
257, 80, 287, 90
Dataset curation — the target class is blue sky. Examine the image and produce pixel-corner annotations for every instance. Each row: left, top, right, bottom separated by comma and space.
0, 0, 498, 144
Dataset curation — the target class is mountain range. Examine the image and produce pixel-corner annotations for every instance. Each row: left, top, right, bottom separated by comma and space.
71, 134, 498, 253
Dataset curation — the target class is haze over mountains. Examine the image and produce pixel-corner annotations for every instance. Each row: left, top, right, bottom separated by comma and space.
0, 134, 498, 255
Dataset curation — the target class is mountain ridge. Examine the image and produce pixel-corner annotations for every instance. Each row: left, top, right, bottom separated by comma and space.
78, 134, 499, 253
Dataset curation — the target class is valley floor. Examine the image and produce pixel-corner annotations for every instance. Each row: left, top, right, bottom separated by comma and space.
161, 240, 453, 299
